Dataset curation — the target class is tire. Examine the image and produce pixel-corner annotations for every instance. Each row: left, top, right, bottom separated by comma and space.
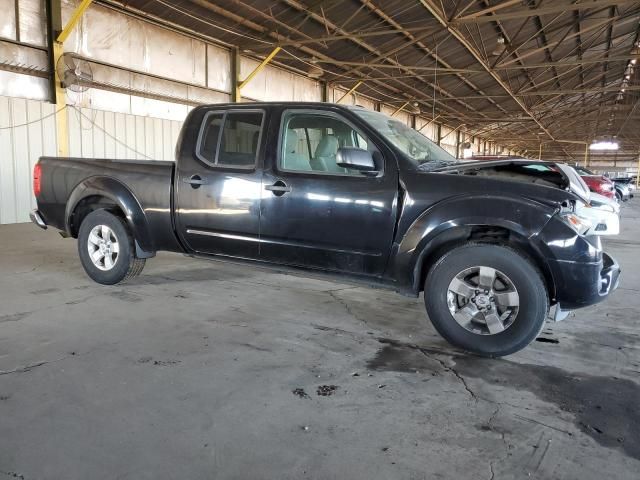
615, 191, 622, 202
77, 209, 146, 285
424, 243, 548, 357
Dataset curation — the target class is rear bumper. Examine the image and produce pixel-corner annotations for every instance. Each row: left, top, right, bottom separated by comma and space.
30, 209, 47, 230
549, 252, 620, 310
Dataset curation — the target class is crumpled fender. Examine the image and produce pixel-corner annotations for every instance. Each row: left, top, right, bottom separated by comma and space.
388, 194, 558, 293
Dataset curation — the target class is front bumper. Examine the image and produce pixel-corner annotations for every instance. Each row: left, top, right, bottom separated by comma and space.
549, 252, 620, 310
30, 209, 47, 230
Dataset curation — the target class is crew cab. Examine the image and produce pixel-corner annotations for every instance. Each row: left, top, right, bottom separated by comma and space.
31, 103, 620, 356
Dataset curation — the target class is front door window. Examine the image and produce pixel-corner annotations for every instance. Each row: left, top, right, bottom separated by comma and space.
280, 112, 379, 175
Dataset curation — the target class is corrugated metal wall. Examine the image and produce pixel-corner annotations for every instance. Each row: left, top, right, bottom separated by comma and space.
0, 95, 183, 224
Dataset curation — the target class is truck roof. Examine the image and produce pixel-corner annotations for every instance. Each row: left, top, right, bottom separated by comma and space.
192, 102, 368, 111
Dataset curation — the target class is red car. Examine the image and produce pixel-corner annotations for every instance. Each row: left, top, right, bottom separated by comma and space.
574, 166, 616, 200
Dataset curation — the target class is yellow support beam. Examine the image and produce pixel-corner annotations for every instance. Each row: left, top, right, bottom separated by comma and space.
56, 0, 93, 43
237, 47, 281, 94
51, 0, 92, 156
584, 143, 589, 167
53, 42, 68, 157
336, 80, 363, 104
417, 114, 441, 132
391, 101, 410, 117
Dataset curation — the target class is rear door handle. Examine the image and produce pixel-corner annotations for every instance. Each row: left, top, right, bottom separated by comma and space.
183, 175, 207, 188
265, 180, 292, 196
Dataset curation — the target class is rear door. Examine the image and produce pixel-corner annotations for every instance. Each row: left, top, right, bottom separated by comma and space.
259, 107, 398, 276
175, 108, 266, 258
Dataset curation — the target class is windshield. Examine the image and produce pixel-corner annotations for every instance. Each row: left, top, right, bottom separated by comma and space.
353, 109, 456, 170
574, 165, 595, 175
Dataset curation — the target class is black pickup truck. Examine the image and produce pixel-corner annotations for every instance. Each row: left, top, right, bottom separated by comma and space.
31, 102, 620, 356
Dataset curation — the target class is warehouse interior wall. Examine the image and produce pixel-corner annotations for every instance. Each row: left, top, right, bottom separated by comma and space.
0, 0, 513, 225
0, 94, 183, 224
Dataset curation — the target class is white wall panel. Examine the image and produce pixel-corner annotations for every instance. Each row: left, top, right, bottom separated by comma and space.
18, 0, 47, 46
415, 117, 438, 142
0, 96, 17, 223
240, 57, 322, 102
0, 95, 184, 224
62, 0, 207, 87
0, 0, 17, 40
353, 95, 375, 111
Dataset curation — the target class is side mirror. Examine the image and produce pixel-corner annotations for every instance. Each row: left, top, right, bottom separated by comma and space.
336, 147, 377, 172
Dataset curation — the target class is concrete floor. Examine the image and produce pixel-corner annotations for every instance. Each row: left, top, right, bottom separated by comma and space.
1, 201, 639, 480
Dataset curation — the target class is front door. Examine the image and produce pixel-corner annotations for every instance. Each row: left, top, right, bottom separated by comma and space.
175, 108, 266, 258
259, 108, 398, 276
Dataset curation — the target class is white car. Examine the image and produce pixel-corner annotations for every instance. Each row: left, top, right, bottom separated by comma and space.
576, 191, 620, 236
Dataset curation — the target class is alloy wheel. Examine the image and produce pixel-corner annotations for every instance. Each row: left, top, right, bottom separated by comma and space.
446, 266, 520, 335
87, 224, 120, 271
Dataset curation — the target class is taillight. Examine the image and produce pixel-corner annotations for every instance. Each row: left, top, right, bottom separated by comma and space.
33, 163, 42, 197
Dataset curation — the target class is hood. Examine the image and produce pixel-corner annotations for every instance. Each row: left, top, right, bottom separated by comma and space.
554, 163, 591, 203
425, 159, 591, 204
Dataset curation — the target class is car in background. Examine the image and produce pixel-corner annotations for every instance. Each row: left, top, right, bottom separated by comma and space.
614, 182, 632, 202
612, 177, 635, 200
573, 165, 616, 200
577, 192, 620, 236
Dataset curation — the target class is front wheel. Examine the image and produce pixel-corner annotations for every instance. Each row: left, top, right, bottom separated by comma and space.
424, 243, 548, 357
77, 209, 146, 285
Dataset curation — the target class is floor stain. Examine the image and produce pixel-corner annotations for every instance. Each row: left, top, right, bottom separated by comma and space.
367, 339, 640, 461
367, 339, 440, 374
108, 290, 142, 303
152, 359, 181, 366
30, 288, 59, 295
316, 385, 339, 397
0, 312, 29, 324
292, 388, 310, 399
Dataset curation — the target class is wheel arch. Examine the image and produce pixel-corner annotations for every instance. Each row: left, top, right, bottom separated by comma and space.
412, 224, 557, 302
65, 176, 155, 254
388, 195, 559, 301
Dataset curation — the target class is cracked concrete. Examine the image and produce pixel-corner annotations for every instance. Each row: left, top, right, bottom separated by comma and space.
1, 199, 639, 479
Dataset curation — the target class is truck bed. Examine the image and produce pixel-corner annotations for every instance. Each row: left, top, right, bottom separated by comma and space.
36, 157, 180, 252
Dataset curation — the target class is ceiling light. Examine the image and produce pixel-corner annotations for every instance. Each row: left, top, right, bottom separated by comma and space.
491, 36, 506, 56
589, 141, 619, 151
626, 75, 631, 80
632, 59, 637, 65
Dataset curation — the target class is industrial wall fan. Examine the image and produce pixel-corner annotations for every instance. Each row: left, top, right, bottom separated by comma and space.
56, 53, 93, 92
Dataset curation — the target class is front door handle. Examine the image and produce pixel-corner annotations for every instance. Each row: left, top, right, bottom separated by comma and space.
183, 174, 207, 188
265, 180, 292, 196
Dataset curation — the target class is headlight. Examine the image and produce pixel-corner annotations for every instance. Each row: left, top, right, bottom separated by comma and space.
559, 212, 592, 235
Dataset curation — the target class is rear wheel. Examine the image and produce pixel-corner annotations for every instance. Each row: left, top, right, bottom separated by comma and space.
77, 209, 145, 285
615, 191, 622, 202
424, 243, 548, 357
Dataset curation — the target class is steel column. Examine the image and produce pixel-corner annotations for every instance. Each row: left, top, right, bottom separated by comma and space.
231, 46, 240, 102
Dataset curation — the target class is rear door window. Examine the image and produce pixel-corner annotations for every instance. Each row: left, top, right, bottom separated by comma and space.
197, 110, 264, 168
